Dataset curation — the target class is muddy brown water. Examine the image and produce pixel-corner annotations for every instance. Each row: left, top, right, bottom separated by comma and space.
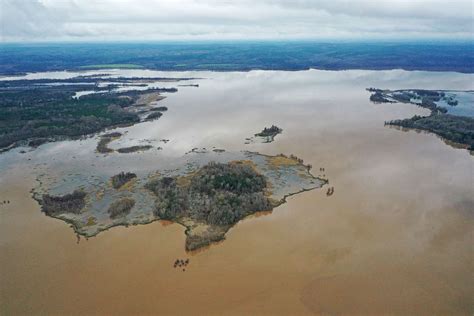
1, 69, 473, 315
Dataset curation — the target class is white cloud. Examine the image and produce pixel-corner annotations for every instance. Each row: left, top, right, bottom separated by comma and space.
1, 0, 472, 41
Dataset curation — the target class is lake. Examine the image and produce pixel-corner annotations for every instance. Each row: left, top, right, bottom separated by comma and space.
1, 69, 473, 315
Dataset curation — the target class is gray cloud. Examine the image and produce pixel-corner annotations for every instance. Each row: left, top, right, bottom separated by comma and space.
1, 0, 63, 39
1, 0, 472, 41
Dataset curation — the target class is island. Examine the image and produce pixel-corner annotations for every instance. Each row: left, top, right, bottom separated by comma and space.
96, 132, 123, 153
246, 125, 283, 144
33, 151, 326, 251
116, 145, 153, 153
97, 134, 157, 154
367, 88, 474, 152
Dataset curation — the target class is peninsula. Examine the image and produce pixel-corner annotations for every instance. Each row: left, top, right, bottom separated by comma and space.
0, 75, 183, 152
367, 88, 474, 152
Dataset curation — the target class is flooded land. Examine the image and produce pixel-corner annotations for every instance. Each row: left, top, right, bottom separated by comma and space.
367, 88, 474, 151
0, 69, 473, 315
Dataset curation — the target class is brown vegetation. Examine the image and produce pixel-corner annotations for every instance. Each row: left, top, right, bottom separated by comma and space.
107, 197, 135, 219
145, 162, 272, 228
96, 132, 122, 153
41, 190, 86, 216
111, 172, 137, 189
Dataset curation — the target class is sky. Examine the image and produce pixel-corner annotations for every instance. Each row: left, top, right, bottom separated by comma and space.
1, 0, 473, 42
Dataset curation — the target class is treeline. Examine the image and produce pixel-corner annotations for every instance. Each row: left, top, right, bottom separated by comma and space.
41, 190, 86, 216
0, 86, 140, 150
369, 88, 473, 152
367, 88, 451, 113
2, 42, 473, 74
387, 114, 474, 150
255, 125, 282, 137
0, 77, 193, 88
145, 162, 272, 227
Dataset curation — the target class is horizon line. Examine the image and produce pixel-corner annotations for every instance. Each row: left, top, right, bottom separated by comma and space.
1, 38, 473, 45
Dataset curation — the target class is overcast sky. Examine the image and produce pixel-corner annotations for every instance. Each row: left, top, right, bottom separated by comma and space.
1, 0, 473, 42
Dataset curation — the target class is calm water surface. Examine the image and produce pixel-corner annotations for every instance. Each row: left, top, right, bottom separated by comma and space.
1, 69, 473, 315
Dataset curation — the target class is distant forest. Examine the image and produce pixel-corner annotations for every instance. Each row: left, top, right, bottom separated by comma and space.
1, 42, 473, 74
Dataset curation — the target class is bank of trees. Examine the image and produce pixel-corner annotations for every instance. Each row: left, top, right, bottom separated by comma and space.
145, 162, 272, 226
41, 190, 86, 216
387, 114, 474, 150
0, 87, 139, 150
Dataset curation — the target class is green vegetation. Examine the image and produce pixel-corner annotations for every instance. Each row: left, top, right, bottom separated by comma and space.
111, 172, 137, 189
145, 162, 272, 227
79, 64, 144, 70
2, 42, 473, 74
117, 145, 153, 153
256, 125, 283, 137
28, 138, 50, 148
367, 88, 452, 113
447, 98, 458, 106
108, 197, 135, 219
254, 125, 283, 143
149, 106, 168, 112
145, 112, 163, 121
0, 87, 139, 150
96, 132, 122, 153
386, 114, 474, 150
368, 90, 393, 103
368, 88, 474, 152
41, 190, 86, 216
0, 75, 177, 151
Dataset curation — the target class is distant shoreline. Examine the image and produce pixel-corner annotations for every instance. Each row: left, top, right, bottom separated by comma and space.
1, 42, 472, 74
